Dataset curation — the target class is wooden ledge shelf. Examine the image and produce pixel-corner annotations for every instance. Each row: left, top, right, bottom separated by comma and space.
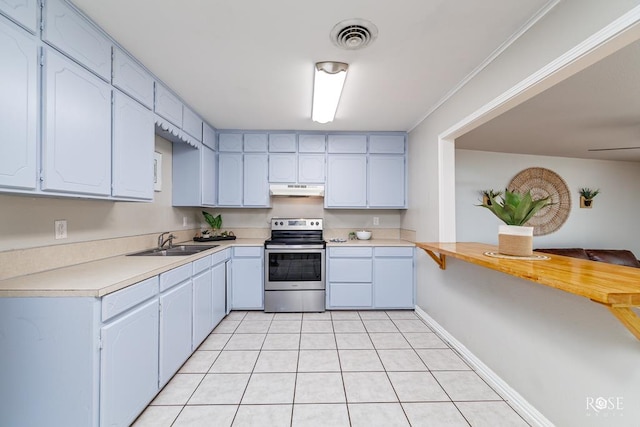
416, 242, 640, 340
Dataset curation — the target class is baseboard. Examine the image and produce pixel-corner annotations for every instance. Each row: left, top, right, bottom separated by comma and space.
414, 306, 554, 427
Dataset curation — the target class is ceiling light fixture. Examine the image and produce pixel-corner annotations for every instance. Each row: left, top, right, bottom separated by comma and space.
311, 61, 349, 124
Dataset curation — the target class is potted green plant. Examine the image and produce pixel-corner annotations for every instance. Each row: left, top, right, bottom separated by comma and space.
579, 188, 599, 208
478, 189, 553, 256
479, 189, 503, 206
202, 211, 222, 236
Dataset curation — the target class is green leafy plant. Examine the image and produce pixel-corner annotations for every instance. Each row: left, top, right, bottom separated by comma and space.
478, 189, 553, 226
202, 211, 222, 230
579, 188, 600, 200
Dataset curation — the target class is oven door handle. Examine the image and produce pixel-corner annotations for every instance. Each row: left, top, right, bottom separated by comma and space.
265, 245, 325, 250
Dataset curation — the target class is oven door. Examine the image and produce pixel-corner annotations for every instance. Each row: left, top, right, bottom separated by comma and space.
264, 247, 325, 291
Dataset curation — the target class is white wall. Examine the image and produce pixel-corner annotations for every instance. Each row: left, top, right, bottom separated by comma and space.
406, 0, 640, 426
456, 149, 640, 256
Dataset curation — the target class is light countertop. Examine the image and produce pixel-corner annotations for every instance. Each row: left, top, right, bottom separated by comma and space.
326, 239, 415, 247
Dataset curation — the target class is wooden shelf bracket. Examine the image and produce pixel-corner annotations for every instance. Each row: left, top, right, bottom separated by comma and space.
420, 248, 447, 270
606, 305, 640, 340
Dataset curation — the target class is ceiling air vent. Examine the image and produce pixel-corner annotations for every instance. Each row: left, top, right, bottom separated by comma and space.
331, 19, 378, 50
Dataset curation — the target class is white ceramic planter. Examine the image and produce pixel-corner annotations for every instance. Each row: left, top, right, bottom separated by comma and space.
498, 225, 534, 256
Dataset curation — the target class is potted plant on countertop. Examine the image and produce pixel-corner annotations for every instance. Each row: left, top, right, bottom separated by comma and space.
479, 189, 503, 206
579, 188, 599, 208
478, 189, 553, 256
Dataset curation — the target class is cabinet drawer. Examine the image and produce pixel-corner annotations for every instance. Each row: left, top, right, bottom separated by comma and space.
233, 246, 262, 257
218, 133, 243, 152
327, 135, 367, 153
269, 134, 296, 152
160, 263, 192, 292
329, 258, 372, 282
330, 283, 372, 307
192, 255, 212, 274
211, 248, 231, 265
369, 135, 405, 153
298, 134, 326, 152
374, 247, 414, 257
102, 276, 159, 322
329, 247, 373, 258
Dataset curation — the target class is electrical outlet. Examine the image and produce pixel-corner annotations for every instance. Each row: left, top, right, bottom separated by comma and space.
54, 220, 67, 240
183, 216, 188, 227
373, 216, 380, 226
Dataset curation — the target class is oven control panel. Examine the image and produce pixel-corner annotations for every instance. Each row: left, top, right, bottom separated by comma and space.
270, 218, 323, 230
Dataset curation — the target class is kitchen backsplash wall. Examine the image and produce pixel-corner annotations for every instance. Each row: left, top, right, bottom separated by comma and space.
0, 136, 403, 253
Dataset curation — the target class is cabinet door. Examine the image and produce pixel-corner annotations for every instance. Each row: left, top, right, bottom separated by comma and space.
268, 133, 296, 152
327, 135, 367, 153
369, 135, 405, 153
159, 280, 192, 386
329, 283, 372, 308
243, 154, 269, 206
100, 298, 159, 427
112, 47, 154, 109
244, 133, 268, 152
182, 106, 202, 141
232, 257, 263, 309
298, 154, 325, 183
112, 91, 154, 200
368, 155, 405, 208
269, 154, 296, 183
326, 155, 366, 207
202, 122, 216, 150
42, 49, 112, 196
374, 257, 413, 308
211, 261, 227, 327
218, 133, 243, 152
42, 0, 111, 81
218, 153, 243, 206
0, 0, 37, 33
0, 17, 37, 190
201, 146, 217, 206
192, 268, 213, 350
298, 134, 326, 153
154, 83, 182, 127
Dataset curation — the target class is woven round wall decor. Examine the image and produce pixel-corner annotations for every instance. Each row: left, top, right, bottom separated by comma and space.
508, 167, 571, 236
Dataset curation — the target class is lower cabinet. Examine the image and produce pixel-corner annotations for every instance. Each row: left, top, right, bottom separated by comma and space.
230, 246, 264, 309
327, 246, 414, 309
192, 256, 213, 350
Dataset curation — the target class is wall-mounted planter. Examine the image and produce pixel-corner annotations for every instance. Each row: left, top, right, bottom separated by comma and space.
580, 196, 593, 208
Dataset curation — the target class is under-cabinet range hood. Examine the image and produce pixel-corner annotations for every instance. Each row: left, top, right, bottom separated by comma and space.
269, 184, 325, 197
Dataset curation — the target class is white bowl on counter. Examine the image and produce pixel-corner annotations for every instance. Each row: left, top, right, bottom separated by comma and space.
356, 230, 372, 240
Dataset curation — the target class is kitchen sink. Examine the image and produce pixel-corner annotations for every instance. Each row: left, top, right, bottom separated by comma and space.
127, 244, 219, 256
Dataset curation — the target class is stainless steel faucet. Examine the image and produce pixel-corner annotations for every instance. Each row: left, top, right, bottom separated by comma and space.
158, 232, 176, 249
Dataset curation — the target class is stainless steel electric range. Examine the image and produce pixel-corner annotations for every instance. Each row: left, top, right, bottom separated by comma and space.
264, 218, 326, 312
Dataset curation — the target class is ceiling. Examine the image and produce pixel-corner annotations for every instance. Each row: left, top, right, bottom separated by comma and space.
456, 39, 640, 162
71, 0, 551, 131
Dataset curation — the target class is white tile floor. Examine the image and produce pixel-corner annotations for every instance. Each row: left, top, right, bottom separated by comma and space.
133, 311, 530, 427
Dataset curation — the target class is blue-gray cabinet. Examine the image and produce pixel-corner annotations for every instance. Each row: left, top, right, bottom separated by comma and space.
244, 133, 268, 152
327, 246, 414, 309
243, 154, 270, 206
0, 15, 37, 191
326, 154, 367, 207
298, 134, 326, 153
298, 154, 325, 183
230, 246, 263, 310
218, 152, 270, 207
218, 133, 243, 152
173, 142, 217, 207
212, 254, 228, 325
182, 106, 203, 141
159, 264, 193, 387
100, 277, 159, 427
42, 0, 112, 81
42, 48, 112, 196
154, 82, 183, 128
218, 152, 243, 206
269, 133, 296, 152
0, 0, 37, 33
112, 47, 154, 109
369, 155, 405, 207
192, 255, 213, 350
112, 90, 154, 200
269, 153, 297, 183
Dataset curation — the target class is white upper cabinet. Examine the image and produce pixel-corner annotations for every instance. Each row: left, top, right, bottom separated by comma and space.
269, 154, 296, 183
201, 146, 217, 206
369, 134, 405, 153
298, 154, 325, 183
368, 155, 406, 208
112, 90, 154, 200
325, 154, 367, 207
154, 83, 183, 127
298, 134, 326, 153
244, 133, 268, 152
243, 154, 269, 206
0, 16, 37, 190
182, 106, 202, 141
218, 133, 243, 152
268, 134, 296, 152
42, 48, 112, 196
0, 0, 37, 33
327, 134, 367, 153
217, 153, 243, 205
42, 0, 112, 81
112, 47, 154, 109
